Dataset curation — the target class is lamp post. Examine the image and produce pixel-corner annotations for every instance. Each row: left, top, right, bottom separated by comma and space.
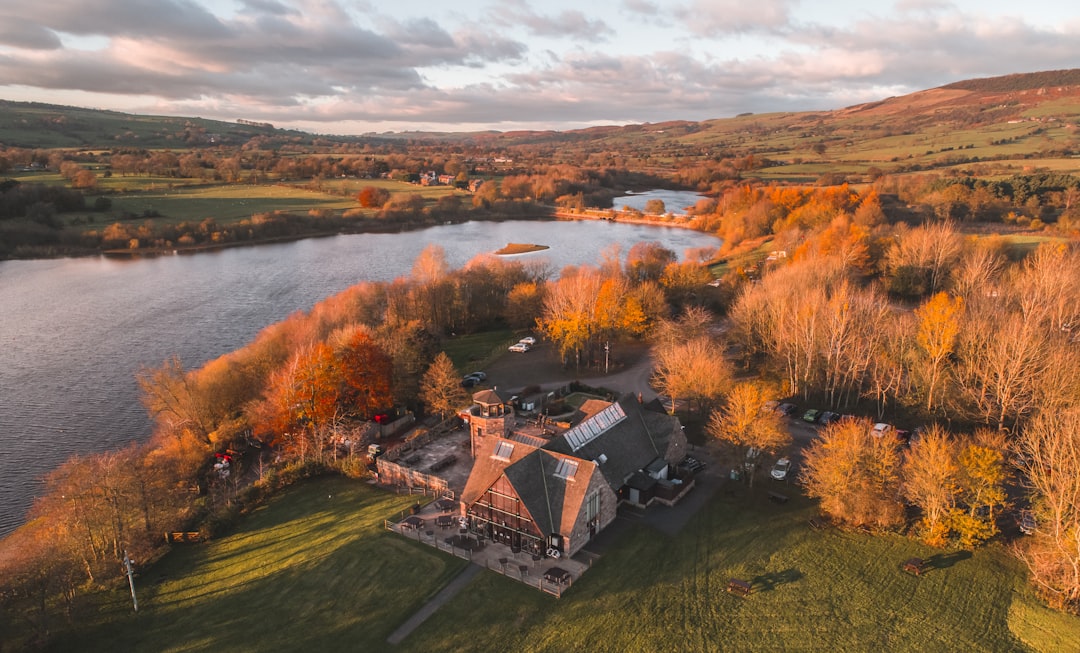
604, 341, 610, 375
123, 550, 138, 613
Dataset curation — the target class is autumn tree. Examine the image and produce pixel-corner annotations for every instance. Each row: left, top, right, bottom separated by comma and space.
336, 328, 393, 420
1015, 408, 1080, 612
800, 418, 905, 529
357, 186, 391, 208
706, 382, 790, 485
883, 221, 963, 298
953, 428, 1008, 546
914, 292, 963, 412
137, 355, 215, 444
420, 352, 468, 419
625, 242, 676, 282
651, 335, 733, 414
902, 425, 959, 546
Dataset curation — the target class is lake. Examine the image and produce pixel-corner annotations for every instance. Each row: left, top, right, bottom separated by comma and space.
0, 218, 720, 536
612, 189, 705, 216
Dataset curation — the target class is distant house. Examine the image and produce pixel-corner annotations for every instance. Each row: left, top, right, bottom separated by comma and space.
460, 394, 688, 559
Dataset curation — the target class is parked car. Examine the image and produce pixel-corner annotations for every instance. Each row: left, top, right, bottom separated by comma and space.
1018, 510, 1036, 535
819, 411, 840, 425
802, 409, 821, 423
508, 342, 531, 352
771, 458, 792, 481
777, 402, 798, 416
872, 422, 893, 437
682, 456, 706, 473
461, 372, 486, 388
518, 336, 537, 346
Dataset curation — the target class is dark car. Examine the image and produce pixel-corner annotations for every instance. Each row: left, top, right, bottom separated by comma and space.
819, 411, 840, 425
778, 402, 798, 417
1018, 510, 1036, 535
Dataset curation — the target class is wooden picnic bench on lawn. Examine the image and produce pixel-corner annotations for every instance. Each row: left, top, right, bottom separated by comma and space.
768, 491, 789, 504
902, 557, 926, 576
727, 578, 752, 597
808, 516, 827, 531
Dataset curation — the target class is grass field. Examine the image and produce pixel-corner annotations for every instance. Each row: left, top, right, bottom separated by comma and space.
45, 478, 467, 653
107, 183, 362, 223
46, 475, 1080, 652
440, 329, 519, 371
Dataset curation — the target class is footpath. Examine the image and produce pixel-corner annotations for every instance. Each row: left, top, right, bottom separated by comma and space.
386, 563, 483, 645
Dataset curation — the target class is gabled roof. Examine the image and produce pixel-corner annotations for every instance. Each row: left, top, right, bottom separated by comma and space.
502, 448, 596, 538
461, 436, 537, 506
544, 394, 681, 491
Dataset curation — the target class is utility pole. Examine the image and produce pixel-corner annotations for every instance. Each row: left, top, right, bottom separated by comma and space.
123, 550, 138, 613
604, 341, 610, 375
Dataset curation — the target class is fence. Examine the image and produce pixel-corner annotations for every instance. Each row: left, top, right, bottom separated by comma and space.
376, 458, 449, 495
382, 520, 578, 598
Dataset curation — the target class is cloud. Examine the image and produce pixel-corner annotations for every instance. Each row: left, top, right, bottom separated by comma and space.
0, 20, 62, 50
490, 0, 614, 39
673, 0, 797, 35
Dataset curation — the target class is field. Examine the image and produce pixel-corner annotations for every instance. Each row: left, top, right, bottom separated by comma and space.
46, 476, 1080, 652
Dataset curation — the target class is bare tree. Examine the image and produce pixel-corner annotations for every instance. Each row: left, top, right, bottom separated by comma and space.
1015, 408, 1080, 611
651, 336, 733, 415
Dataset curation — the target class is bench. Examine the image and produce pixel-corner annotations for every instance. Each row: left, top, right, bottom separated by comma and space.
727, 578, 752, 597
768, 491, 789, 504
808, 517, 827, 531
902, 558, 926, 576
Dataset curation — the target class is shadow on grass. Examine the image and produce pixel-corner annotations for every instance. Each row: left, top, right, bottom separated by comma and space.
750, 568, 803, 592
924, 550, 972, 571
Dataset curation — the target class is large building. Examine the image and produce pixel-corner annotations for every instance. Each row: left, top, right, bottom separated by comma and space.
460, 393, 689, 559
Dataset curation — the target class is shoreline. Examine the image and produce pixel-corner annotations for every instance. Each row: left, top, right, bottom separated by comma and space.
4, 209, 711, 262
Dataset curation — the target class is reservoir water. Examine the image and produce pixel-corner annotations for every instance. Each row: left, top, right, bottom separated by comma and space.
0, 218, 719, 536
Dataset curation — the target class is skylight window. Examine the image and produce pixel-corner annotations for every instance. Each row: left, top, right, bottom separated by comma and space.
492, 441, 515, 462
554, 458, 579, 480
563, 402, 627, 451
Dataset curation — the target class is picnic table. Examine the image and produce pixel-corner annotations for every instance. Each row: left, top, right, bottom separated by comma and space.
435, 515, 455, 528
543, 567, 571, 585
903, 557, 927, 576
434, 498, 456, 511
727, 578, 752, 597
401, 515, 425, 530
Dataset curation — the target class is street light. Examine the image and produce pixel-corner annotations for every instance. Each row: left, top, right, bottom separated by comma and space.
123, 550, 138, 613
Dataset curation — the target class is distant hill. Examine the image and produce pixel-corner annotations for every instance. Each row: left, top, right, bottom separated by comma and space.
0, 100, 313, 149
2, 69, 1079, 180
942, 69, 1080, 93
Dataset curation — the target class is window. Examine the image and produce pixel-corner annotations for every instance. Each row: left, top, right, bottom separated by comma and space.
585, 492, 600, 522
554, 458, 578, 480
492, 441, 514, 462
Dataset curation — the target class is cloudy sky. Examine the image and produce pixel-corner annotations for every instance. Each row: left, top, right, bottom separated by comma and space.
1, 0, 1078, 134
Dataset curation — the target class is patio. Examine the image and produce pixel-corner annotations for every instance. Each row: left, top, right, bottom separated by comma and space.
387, 497, 592, 596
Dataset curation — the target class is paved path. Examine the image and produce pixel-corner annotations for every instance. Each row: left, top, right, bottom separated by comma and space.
386, 563, 483, 646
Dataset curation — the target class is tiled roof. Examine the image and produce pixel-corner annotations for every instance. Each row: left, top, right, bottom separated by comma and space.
544, 394, 680, 491
503, 449, 595, 537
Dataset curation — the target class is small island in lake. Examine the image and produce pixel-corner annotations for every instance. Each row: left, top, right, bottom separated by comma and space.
494, 243, 549, 255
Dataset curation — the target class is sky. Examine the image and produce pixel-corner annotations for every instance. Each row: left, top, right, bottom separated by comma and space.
1, 0, 1078, 134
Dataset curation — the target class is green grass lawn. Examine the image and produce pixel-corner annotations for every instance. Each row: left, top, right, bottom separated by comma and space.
45, 477, 466, 653
403, 489, 1077, 653
106, 183, 361, 224
46, 476, 1079, 652
440, 329, 518, 371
